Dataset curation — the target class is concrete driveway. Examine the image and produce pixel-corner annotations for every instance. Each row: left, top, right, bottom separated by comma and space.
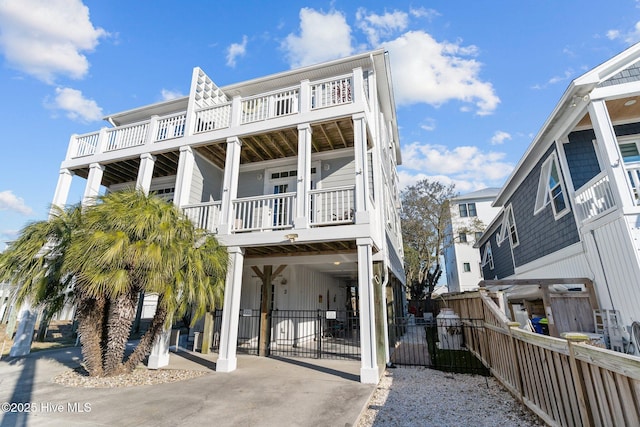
0, 347, 375, 426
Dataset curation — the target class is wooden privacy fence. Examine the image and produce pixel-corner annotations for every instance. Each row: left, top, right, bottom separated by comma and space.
440, 291, 640, 427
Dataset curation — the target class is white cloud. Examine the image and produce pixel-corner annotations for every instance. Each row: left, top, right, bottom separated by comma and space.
282, 8, 353, 68
161, 89, 183, 101
491, 130, 512, 145
0, 0, 107, 84
0, 190, 33, 215
420, 118, 437, 131
606, 21, 640, 44
356, 8, 408, 46
399, 142, 513, 190
226, 35, 248, 67
50, 87, 103, 122
409, 7, 440, 20
382, 31, 500, 115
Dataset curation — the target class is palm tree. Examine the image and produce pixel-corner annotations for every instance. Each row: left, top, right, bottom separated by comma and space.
0, 189, 227, 376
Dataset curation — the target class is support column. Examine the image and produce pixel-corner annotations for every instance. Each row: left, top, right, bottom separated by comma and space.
219, 137, 242, 234
147, 329, 171, 369
173, 146, 195, 208
50, 168, 73, 215
353, 114, 370, 224
295, 124, 312, 228
82, 163, 104, 206
136, 153, 156, 195
9, 304, 37, 357
357, 238, 379, 384
588, 99, 636, 209
217, 246, 244, 372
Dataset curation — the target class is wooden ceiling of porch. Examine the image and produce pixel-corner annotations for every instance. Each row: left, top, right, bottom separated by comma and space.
244, 239, 358, 258
196, 117, 355, 168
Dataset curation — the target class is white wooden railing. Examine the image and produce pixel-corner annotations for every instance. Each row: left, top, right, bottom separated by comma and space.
311, 76, 352, 109
574, 171, 616, 222
309, 185, 355, 226
74, 132, 100, 157
232, 193, 296, 232
182, 201, 222, 232
105, 122, 149, 152
156, 113, 186, 141
194, 103, 231, 133
69, 74, 356, 159
241, 88, 299, 124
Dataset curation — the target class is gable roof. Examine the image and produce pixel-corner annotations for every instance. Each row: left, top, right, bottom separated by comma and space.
494, 42, 640, 207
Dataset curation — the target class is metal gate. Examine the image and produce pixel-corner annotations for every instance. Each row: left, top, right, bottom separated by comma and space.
388, 316, 489, 375
211, 309, 360, 360
270, 310, 360, 360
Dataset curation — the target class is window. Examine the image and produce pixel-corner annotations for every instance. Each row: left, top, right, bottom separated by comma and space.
535, 153, 569, 218
475, 232, 483, 242
458, 202, 477, 217
481, 243, 494, 269
463, 262, 471, 272
497, 205, 519, 247
459, 232, 467, 243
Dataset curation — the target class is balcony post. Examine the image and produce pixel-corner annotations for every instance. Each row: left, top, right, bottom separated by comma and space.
50, 168, 74, 216
82, 162, 104, 206
299, 80, 310, 114
219, 137, 242, 234
136, 153, 156, 195
352, 67, 364, 103
96, 127, 109, 155
231, 96, 242, 127
353, 113, 370, 223
588, 99, 637, 209
146, 115, 160, 144
294, 123, 312, 229
173, 146, 195, 208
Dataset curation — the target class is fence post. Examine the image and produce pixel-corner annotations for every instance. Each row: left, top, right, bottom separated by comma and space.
317, 310, 322, 359
507, 322, 525, 402
566, 333, 593, 427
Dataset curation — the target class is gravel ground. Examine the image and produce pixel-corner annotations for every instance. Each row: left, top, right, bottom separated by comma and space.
53, 367, 208, 388
357, 367, 545, 427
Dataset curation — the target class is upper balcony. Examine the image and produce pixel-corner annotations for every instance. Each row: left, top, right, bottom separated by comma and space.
65, 72, 368, 167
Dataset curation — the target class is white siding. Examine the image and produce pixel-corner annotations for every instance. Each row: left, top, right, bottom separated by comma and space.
189, 151, 222, 203
320, 157, 355, 188
582, 217, 640, 326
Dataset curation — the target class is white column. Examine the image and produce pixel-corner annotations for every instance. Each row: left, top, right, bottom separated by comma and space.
9, 304, 37, 357
217, 246, 244, 372
588, 99, 636, 209
82, 163, 104, 206
173, 146, 195, 208
299, 80, 310, 113
219, 137, 242, 234
357, 237, 379, 384
294, 123, 312, 229
136, 153, 156, 195
353, 114, 370, 224
147, 329, 171, 369
50, 168, 73, 215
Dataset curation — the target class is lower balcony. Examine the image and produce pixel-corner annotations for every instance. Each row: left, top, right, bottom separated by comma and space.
182, 185, 355, 234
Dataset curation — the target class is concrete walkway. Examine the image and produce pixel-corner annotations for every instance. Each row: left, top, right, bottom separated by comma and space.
0, 347, 374, 426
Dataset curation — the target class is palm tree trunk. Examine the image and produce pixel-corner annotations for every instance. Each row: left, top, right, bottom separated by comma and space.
102, 289, 138, 376
123, 297, 168, 373
76, 296, 106, 377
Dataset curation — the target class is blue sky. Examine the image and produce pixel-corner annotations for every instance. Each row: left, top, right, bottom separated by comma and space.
2, 0, 640, 248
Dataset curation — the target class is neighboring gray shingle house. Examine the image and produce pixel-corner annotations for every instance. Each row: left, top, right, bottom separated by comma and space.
477, 42, 640, 353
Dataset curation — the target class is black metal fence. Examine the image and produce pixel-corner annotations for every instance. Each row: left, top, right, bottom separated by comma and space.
389, 316, 489, 375
270, 310, 360, 360
211, 308, 360, 360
